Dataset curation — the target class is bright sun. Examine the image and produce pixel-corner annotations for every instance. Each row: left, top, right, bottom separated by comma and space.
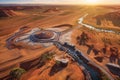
86, 0, 98, 4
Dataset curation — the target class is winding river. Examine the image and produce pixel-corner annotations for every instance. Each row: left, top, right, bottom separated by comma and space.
78, 14, 120, 35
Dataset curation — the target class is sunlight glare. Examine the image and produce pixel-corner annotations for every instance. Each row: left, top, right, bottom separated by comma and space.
85, 0, 99, 4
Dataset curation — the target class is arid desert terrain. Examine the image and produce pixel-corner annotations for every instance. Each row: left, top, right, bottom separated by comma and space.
0, 5, 120, 80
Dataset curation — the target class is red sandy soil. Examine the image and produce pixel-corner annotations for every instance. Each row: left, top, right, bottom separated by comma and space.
21, 62, 84, 80
20, 49, 85, 80
0, 6, 86, 79
0, 6, 84, 36
71, 26, 120, 78
34, 31, 54, 39
0, 5, 120, 79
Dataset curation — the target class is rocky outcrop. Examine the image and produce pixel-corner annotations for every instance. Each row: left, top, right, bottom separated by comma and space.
0, 9, 17, 17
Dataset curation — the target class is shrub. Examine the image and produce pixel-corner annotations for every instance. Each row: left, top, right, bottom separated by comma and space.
38, 52, 55, 68
10, 68, 26, 80
42, 52, 55, 60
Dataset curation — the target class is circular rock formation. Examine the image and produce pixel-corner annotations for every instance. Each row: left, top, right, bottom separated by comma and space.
30, 30, 59, 43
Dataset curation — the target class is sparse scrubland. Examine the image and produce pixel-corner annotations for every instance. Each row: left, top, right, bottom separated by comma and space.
0, 5, 120, 80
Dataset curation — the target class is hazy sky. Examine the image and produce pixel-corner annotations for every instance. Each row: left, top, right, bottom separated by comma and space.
0, 0, 120, 5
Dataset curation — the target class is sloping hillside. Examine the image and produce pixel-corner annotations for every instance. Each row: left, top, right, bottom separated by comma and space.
0, 9, 26, 17
0, 9, 16, 17
95, 11, 120, 27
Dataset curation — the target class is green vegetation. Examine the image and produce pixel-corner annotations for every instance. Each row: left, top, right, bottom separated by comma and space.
40, 52, 55, 62
10, 68, 26, 80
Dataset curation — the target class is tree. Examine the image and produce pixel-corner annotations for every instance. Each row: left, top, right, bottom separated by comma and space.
10, 68, 26, 80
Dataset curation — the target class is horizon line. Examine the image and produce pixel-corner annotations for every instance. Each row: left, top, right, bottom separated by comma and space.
0, 3, 120, 6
